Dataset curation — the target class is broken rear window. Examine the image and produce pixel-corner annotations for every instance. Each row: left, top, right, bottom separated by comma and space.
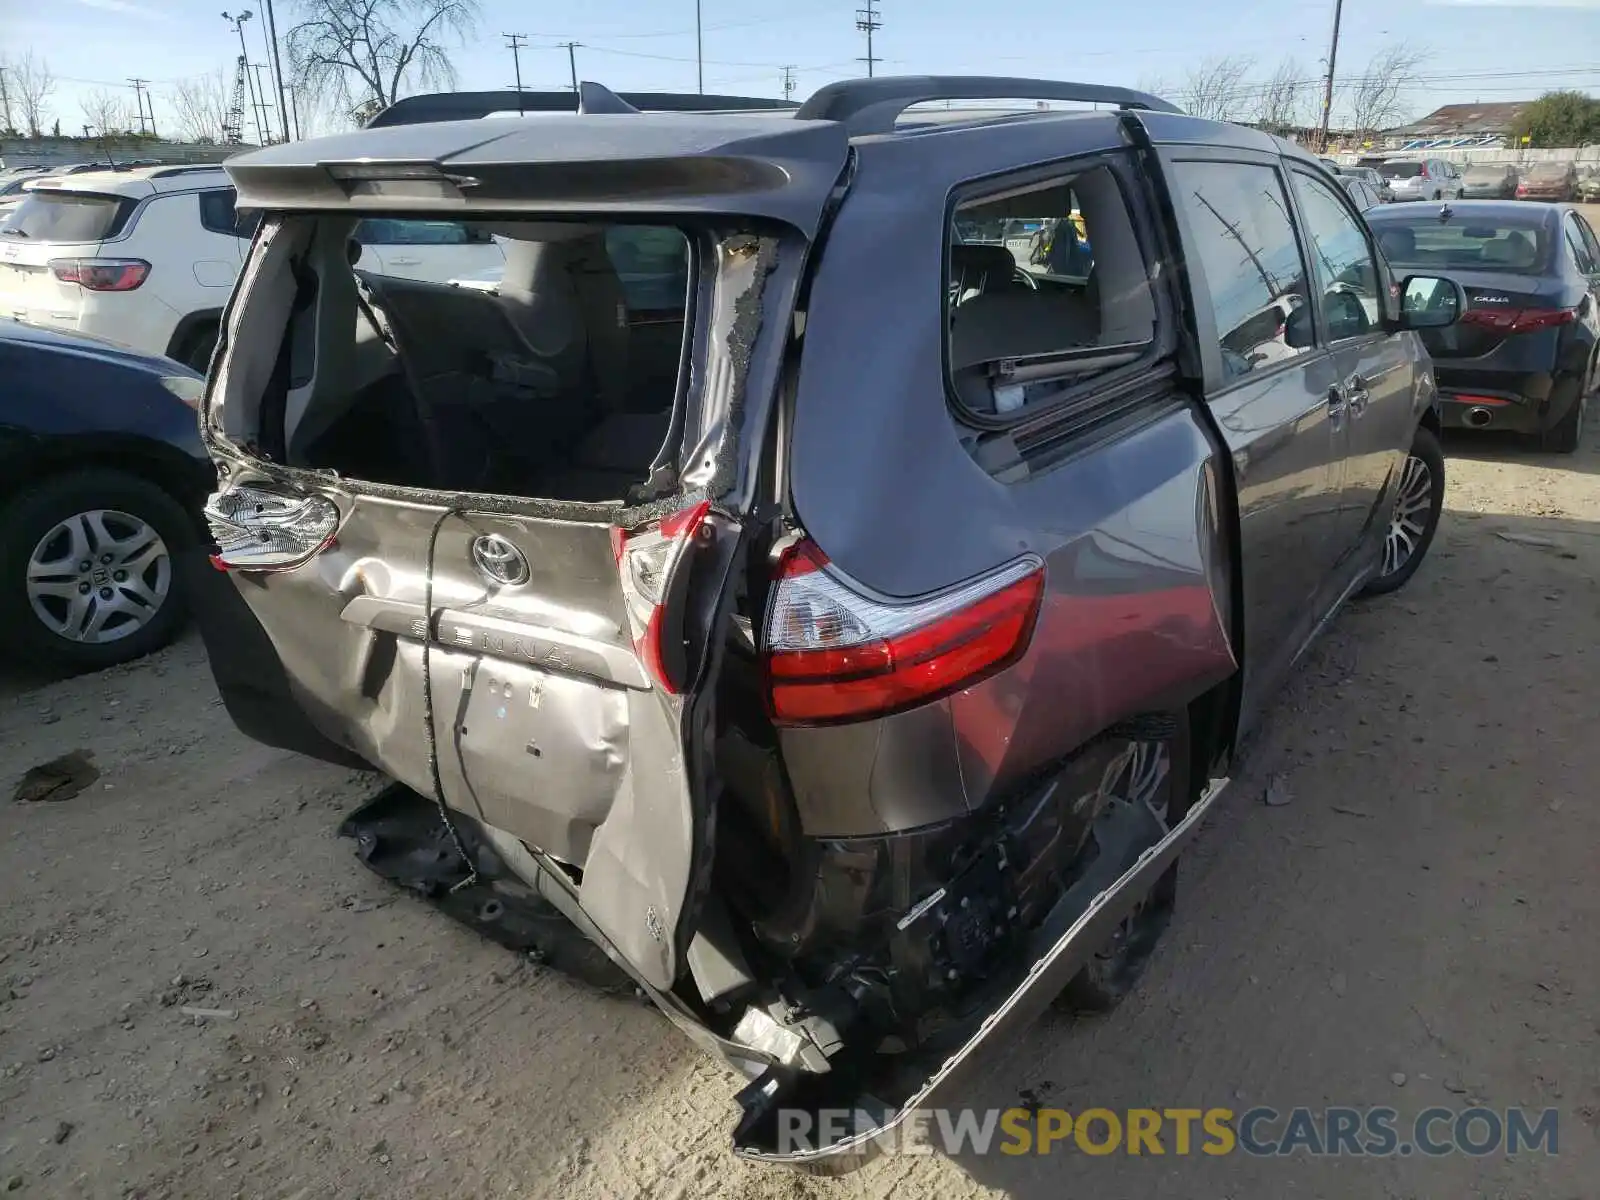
216, 215, 694, 504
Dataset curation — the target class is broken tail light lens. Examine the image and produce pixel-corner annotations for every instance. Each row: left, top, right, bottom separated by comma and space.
763, 539, 1045, 726
616, 500, 712, 695
204, 485, 340, 572
48, 258, 150, 291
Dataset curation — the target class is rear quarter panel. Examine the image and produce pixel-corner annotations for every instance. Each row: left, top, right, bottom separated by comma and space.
782, 124, 1238, 837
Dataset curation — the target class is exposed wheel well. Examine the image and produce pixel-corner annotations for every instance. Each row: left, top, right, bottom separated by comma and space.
1419, 404, 1443, 442
0, 447, 210, 533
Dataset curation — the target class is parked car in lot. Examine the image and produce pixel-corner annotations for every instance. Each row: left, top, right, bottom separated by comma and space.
1516, 159, 1579, 202
1578, 167, 1600, 202
1338, 173, 1383, 211
1367, 200, 1600, 451
1460, 162, 1519, 200
0, 166, 503, 372
1338, 165, 1392, 203
0, 319, 212, 671
189, 77, 1461, 1169
1380, 157, 1464, 202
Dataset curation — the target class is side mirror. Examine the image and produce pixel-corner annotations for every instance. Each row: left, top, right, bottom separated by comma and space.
1397, 273, 1466, 330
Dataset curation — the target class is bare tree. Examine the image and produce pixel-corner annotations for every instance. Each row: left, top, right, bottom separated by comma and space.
170, 69, 236, 143
287, 0, 481, 118
1177, 56, 1254, 123
11, 51, 56, 136
80, 88, 136, 136
1136, 73, 1173, 104
1346, 43, 1429, 141
1254, 57, 1306, 136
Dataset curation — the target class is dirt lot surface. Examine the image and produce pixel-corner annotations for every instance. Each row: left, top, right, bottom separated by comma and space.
4, 419, 1599, 1199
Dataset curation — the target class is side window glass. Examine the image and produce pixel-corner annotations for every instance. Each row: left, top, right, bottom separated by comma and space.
1564, 219, 1596, 273
1170, 160, 1313, 382
944, 160, 1159, 418
1576, 216, 1600, 270
198, 188, 257, 239
1291, 172, 1381, 342
605, 226, 690, 311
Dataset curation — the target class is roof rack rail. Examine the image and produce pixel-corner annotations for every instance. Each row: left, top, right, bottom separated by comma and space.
366, 85, 798, 129
794, 75, 1182, 135
147, 163, 229, 179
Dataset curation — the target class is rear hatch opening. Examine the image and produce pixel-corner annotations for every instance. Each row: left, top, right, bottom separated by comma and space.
211, 213, 722, 505
203, 205, 804, 998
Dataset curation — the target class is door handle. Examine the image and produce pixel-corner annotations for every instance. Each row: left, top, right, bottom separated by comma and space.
1346, 374, 1371, 418
1327, 385, 1348, 421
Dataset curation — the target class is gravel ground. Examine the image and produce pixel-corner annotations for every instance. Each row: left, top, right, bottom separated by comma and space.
2, 418, 1599, 1199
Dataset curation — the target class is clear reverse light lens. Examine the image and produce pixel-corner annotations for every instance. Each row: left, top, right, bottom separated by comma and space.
205, 485, 340, 571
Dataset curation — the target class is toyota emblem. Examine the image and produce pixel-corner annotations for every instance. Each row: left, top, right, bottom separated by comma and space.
470, 534, 530, 587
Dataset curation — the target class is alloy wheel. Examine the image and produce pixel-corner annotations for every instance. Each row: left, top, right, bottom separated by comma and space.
1381, 453, 1433, 579
25, 509, 172, 644
1095, 739, 1174, 958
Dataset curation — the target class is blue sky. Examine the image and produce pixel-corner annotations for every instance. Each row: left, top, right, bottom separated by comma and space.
8, 0, 1600, 137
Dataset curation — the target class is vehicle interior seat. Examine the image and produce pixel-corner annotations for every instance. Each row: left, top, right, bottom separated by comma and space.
1377, 226, 1416, 263
1482, 230, 1537, 270
950, 243, 1023, 297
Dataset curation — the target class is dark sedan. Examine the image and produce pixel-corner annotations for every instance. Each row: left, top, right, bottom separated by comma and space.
0, 320, 214, 671
1367, 201, 1600, 452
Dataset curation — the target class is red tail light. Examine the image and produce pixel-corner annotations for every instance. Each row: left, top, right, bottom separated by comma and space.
48, 257, 150, 291
763, 539, 1045, 726
616, 500, 712, 695
1461, 307, 1576, 334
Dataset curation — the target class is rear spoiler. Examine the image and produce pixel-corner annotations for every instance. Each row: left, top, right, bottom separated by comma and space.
366, 86, 799, 129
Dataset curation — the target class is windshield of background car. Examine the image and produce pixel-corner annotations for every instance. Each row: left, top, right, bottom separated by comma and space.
1378, 162, 1423, 179
1526, 162, 1570, 179
1464, 166, 1504, 181
0, 190, 133, 241
1372, 216, 1552, 274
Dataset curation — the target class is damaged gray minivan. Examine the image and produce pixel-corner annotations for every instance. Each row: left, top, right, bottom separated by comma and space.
189, 78, 1461, 1167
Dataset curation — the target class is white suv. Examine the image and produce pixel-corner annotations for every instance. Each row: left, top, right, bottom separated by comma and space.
0, 165, 258, 369
0, 167, 510, 369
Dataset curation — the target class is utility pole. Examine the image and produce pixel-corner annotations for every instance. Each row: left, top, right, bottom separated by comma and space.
127, 78, 152, 136
283, 83, 302, 140
0, 65, 12, 134
223, 11, 266, 146
1318, 0, 1345, 153
504, 33, 528, 95
855, 2, 882, 79
695, 0, 704, 94
781, 65, 797, 103
261, 0, 291, 142
560, 41, 582, 93
253, 64, 276, 142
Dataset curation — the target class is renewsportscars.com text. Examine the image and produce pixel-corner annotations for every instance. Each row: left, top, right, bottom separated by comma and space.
775, 1105, 1560, 1158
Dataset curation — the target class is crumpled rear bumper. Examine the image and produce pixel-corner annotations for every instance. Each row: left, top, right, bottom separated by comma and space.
730, 773, 1231, 1169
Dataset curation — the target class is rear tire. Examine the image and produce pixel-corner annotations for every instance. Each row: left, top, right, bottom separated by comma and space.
0, 469, 194, 673
1056, 711, 1193, 1014
179, 322, 219, 374
1540, 388, 1586, 455
1362, 425, 1445, 596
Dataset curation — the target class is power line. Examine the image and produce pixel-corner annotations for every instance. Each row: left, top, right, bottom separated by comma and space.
856, 1, 883, 78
